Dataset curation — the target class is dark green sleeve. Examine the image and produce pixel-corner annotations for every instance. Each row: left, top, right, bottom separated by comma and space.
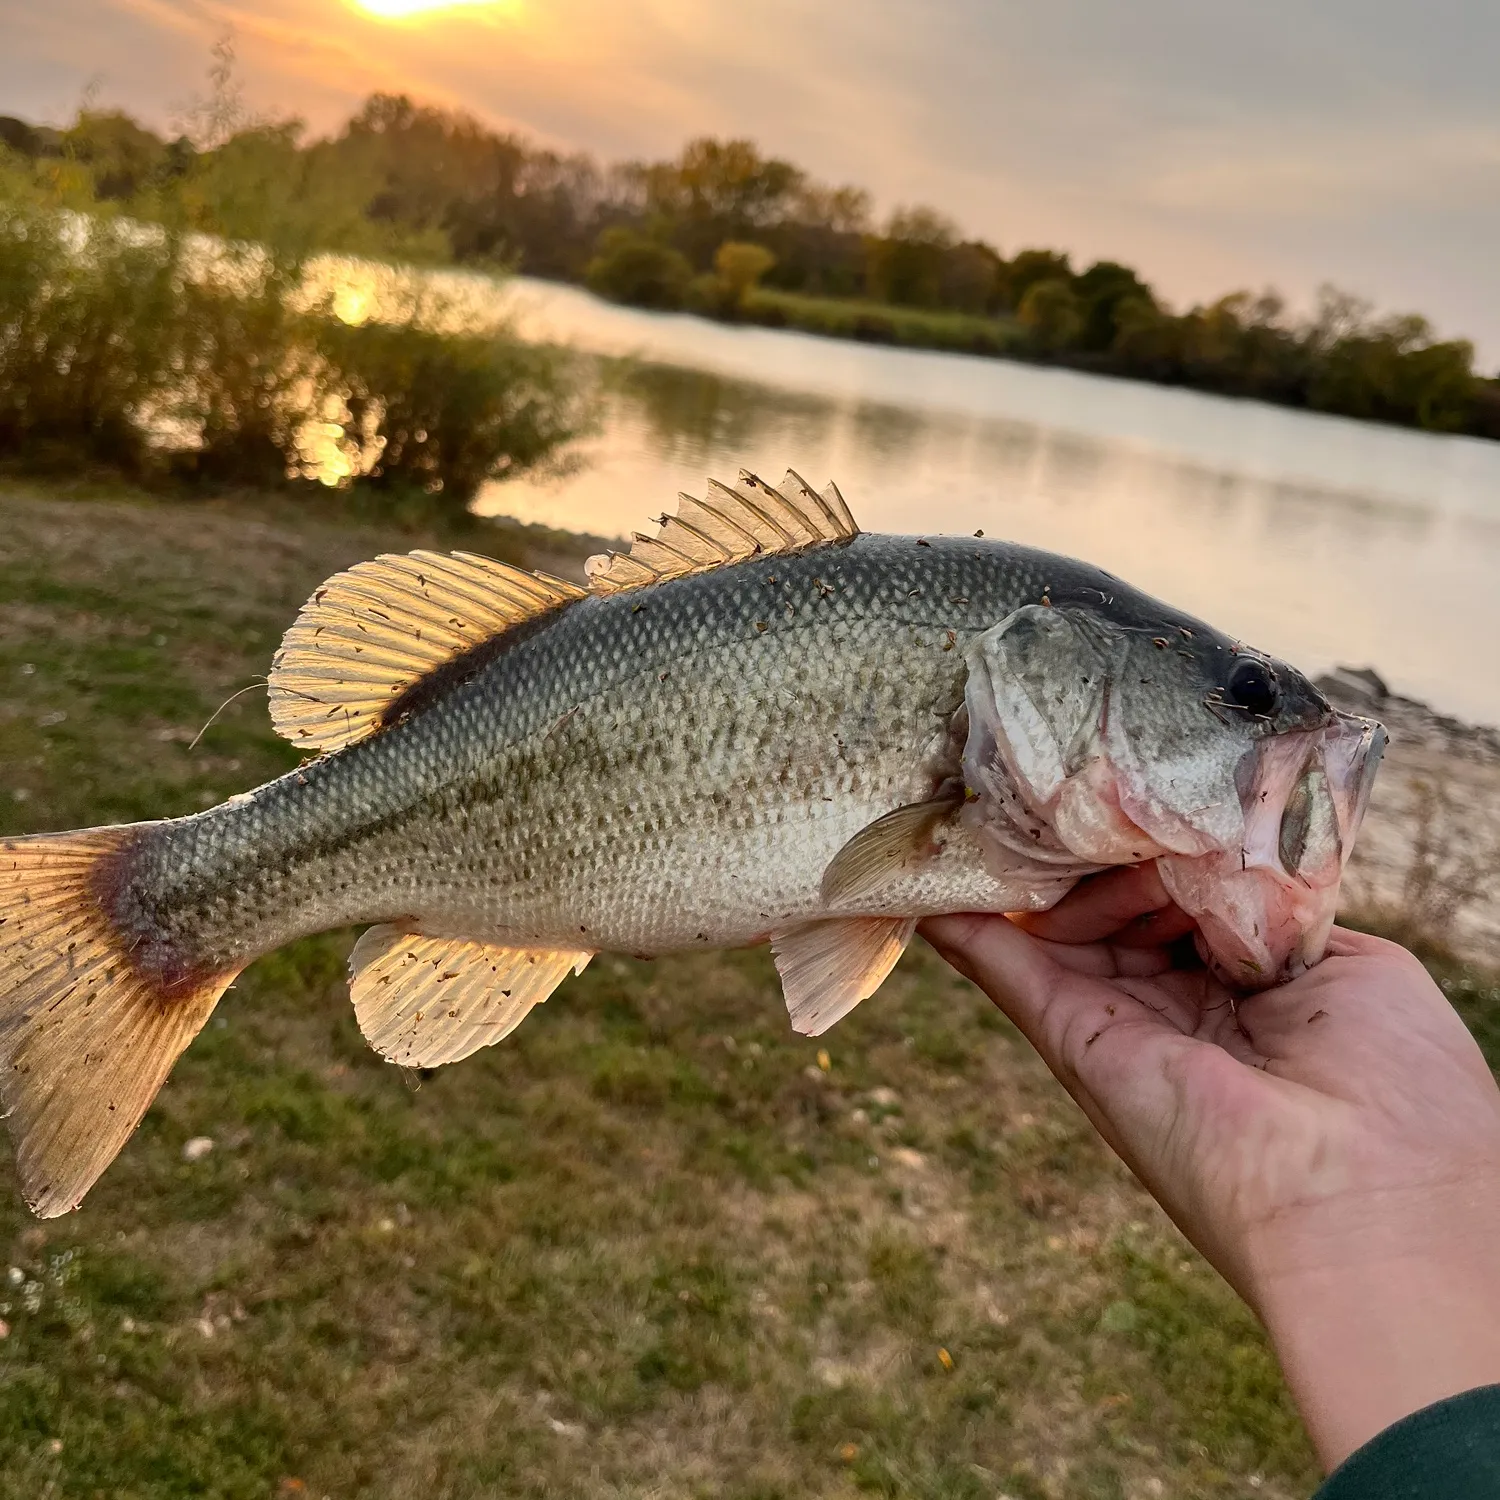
1314, 1385, 1500, 1499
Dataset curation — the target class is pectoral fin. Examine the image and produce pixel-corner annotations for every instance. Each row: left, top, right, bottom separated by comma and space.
771, 916, 916, 1036
820, 794, 963, 905
349, 926, 592, 1067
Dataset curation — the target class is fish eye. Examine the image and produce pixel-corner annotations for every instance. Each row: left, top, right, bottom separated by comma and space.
1225, 656, 1280, 716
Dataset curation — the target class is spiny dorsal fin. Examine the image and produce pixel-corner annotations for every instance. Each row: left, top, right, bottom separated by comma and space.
586, 469, 858, 594
268, 551, 586, 753
349, 926, 592, 1067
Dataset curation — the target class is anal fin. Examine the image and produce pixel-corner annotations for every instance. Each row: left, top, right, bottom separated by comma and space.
350, 926, 592, 1067
771, 916, 916, 1037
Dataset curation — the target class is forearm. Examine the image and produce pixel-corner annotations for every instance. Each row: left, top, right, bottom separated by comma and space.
1250, 1180, 1500, 1470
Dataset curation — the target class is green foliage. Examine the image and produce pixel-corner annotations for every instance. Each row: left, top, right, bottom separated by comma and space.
585, 226, 693, 310
1003, 248, 1074, 310
171, 250, 320, 486
0, 203, 181, 471
637, 136, 806, 266
741, 288, 1022, 356
64, 109, 177, 202
318, 313, 587, 506
680, 240, 778, 318
1018, 277, 1084, 353
0, 201, 584, 504
0, 53, 1496, 448
714, 240, 776, 302
1073, 260, 1156, 352
864, 206, 960, 308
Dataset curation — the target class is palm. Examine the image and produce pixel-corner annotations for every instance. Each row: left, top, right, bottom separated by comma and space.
922, 871, 1499, 1302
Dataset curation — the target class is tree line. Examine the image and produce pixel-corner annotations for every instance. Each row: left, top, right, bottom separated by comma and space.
3, 73, 1497, 441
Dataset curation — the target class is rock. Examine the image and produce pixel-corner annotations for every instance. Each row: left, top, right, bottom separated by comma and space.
181, 1137, 214, 1162
1316, 665, 1500, 763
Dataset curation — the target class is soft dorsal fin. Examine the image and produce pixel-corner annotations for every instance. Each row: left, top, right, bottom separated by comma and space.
268, 551, 585, 753
586, 469, 858, 594
349, 925, 593, 1068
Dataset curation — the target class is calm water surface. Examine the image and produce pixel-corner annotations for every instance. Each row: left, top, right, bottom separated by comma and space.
424, 274, 1500, 724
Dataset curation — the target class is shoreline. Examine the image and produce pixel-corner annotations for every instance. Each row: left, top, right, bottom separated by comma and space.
1316, 668, 1500, 966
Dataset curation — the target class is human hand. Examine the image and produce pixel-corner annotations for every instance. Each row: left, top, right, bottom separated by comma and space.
921, 868, 1500, 1469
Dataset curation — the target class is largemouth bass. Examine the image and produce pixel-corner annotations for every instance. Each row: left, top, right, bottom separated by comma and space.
0, 471, 1384, 1216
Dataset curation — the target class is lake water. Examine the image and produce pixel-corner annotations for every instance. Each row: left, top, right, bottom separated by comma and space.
406, 271, 1500, 726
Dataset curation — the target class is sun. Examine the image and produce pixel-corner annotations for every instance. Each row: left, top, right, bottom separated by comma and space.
353, 0, 504, 18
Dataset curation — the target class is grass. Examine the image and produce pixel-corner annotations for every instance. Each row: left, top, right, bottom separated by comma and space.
0, 476, 1492, 1497
740, 289, 1025, 358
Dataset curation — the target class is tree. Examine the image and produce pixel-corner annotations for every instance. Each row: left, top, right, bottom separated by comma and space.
65, 110, 167, 201
638, 137, 804, 265
1017, 278, 1082, 352
585, 227, 692, 309
1110, 296, 1180, 372
865, 206, 959, 307
939, 241, 1004, 315
713, 241, 776, 303
1003, 249, 1072, 311
1073, 260, 1156, 352
790, 182, 872, 235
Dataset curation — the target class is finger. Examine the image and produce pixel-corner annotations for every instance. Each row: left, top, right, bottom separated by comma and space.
1324, 925, 1410, 961
1014, 863, 1176, 944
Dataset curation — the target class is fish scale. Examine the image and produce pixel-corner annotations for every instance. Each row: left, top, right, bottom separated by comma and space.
113, 535, 1131, 975
0, 473, 1383, 1217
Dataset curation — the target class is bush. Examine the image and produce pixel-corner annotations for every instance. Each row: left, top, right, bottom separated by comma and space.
0, 205, 181, 471
1017, 277, 1083, 353
584, 227, 692, 310
0, 203, 589, 504
713, 240, 775, 303
171, 248, 320, 486
682, 272, 736, 318
318, 315, 587, 506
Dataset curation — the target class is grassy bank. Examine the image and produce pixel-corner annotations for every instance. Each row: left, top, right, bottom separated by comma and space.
738, 289, 1024, 358
1, 479, 1495, 1499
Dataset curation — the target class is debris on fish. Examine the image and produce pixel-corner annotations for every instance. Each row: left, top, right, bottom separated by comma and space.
0, 470, 1384, 1216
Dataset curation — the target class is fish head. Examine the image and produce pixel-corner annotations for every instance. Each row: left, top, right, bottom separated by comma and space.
1156, 709, 1385, 987
961, 601, 1385, 987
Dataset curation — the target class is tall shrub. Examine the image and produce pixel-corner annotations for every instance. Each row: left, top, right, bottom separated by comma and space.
318, 314, 586, 508
0, 205, 182, 469
171, 247, 319, 485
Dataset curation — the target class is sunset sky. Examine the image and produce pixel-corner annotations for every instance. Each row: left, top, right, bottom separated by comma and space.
3, 0, 1498, 363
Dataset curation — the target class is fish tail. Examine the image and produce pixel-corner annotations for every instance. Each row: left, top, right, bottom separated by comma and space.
0, 825, 242, 1218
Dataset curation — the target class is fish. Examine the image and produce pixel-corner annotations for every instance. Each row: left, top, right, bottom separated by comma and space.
0, 470, 1385, 1217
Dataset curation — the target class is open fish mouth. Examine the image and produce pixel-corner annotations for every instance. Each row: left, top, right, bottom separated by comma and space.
960, 601, 1386, 988
1157, 712, 1387, 987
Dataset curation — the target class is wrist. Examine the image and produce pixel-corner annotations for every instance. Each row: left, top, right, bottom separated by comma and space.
1247, 1174, 1500, 1471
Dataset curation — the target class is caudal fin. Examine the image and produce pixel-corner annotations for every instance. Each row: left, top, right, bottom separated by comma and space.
0, 828, 240, 1217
